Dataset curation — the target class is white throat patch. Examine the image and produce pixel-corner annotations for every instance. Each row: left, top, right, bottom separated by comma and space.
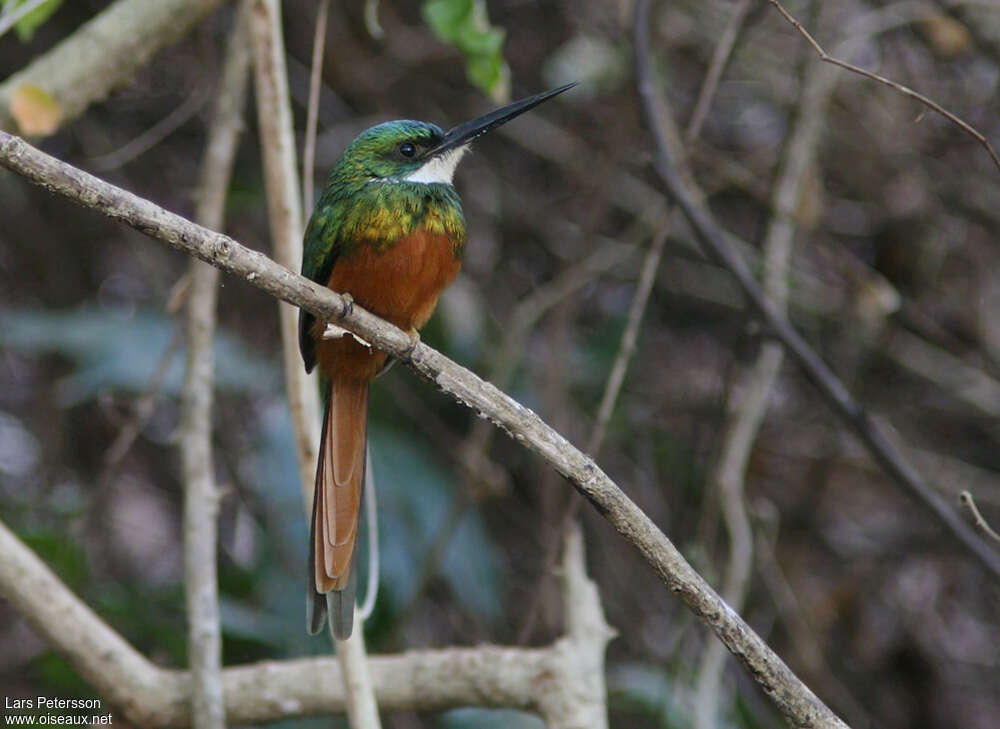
403, 146, 469, 185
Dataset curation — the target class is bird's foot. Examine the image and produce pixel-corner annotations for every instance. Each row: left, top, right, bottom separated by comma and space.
322, 294, 373, 348
339, 292, 354, 318
401, 328, 421, 362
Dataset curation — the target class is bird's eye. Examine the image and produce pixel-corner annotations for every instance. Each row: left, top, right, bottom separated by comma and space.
399, 142, 416, 158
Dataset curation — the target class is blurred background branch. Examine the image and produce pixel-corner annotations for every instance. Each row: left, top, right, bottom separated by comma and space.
248, 0, 380, 725
0, 504, 612, 727
0, 0, 230, 133
179, 5, 251, 728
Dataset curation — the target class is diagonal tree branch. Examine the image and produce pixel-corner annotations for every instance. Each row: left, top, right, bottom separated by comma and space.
0, 130, 848, 729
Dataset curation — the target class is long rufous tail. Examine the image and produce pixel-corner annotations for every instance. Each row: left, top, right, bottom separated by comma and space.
307, 375, 368, 638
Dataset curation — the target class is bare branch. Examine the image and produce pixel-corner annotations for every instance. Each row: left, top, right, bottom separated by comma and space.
302, 0, 330, 217
90, 83, 210, 171
539, 524, 614, 729
102, 325, 184, 470
0, 509, 611, 727
959, 491, 1000, 545
766, 0, 1000, 174
587, 226, 670, 458
0, 130, 851, 729
461, 225, 645, 500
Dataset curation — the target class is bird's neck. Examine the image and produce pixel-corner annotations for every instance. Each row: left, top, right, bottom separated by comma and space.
341, 181, 466, 254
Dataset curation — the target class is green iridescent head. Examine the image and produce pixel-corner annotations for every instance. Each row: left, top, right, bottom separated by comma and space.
331, 83, 578, 188
337, 120, 450, 183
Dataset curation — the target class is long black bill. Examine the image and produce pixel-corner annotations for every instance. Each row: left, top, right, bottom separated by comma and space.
427, 82, 577, 158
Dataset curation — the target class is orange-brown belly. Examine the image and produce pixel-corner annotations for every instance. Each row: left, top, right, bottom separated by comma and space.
313, 229, 462, 381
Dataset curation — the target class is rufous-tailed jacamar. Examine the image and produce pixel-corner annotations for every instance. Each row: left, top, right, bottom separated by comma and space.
299, 84, 576, 638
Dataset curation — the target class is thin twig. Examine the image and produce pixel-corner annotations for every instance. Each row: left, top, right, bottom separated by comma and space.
180, 6, 252, 729
0, 130, 852, 729
356, 447, 380, 621
364, 0, 384, 39
766, 0, 1000, 174
959, 491, 1000, 545
754, 507, 873, 729
385, 376, 508, 494
101, 324, 183, 470
516, 225, 669, 644
302, 0, 330, 217
685, 0, 754, 143
460, 225, 646, 499
587, 227, 670, 458
634, 0, 1000, 583
90, 82, 210, 171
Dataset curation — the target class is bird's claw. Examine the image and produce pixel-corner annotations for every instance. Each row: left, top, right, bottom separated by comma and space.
402, 329, 421, 362
340, 292, 354, 318
322, 294, 372, 348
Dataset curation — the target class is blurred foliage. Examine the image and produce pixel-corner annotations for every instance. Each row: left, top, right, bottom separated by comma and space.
372, 424, 503, 620
2, 1, 1000, 728
608, 663, 692, 729
0, 306, 278, 403
1, 0, 63, 42
422, 0, 509, 101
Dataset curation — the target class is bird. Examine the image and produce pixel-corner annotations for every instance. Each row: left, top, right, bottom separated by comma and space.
299, 83, 576, 638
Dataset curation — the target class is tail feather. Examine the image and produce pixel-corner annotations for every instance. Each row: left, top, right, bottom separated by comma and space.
306, 484, 328, 635
309, 375, 368, 639
327, 565, 357, 639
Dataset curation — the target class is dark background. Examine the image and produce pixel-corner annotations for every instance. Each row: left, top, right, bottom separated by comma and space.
1, 1, 999, 727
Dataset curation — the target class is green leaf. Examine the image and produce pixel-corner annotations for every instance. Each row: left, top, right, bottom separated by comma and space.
421, 0, 509, 100
466, 53, 503, 95
422, 0, 468, 37
3, 0, 64, 42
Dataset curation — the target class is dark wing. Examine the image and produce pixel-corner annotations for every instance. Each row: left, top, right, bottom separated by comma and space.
299, 203, 343, 373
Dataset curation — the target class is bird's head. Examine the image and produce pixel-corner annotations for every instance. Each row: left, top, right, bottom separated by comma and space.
332, 83, 577, 188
